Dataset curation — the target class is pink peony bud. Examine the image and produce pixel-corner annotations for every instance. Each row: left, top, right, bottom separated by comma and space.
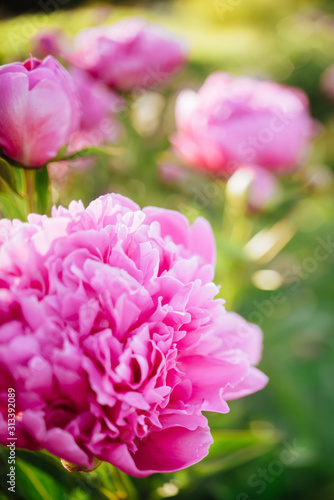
171, 72, 314, 175
0, 55, 81, 168
61, 457, 102, 473
226, 165, 278, 213
69, 18, 187, 92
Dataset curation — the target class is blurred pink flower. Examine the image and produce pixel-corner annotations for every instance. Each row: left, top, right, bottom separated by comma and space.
0, 56, 81, 168
69, 18, 187, 91
158, 162, 189, 184
31, 29, 71, 60
69, 67, 123, 139
48, 68, 124, 174
227, 165, 278, 212
0, 193, 267, 476
171, 72, 314, 175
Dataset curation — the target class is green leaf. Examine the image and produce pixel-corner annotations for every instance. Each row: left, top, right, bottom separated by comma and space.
50, 146, 123, 163
0, 191, 26, 220
52, 143, 69, 162
16, 458, 65, 500
192, 429, 283, 476
0, 157, 19, 194
35, 165, 50, 214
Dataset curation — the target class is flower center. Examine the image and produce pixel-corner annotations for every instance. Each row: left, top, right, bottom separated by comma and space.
24, 55, 41, 71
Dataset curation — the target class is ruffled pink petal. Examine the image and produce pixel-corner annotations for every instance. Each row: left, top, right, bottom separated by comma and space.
222, 367, 269, 401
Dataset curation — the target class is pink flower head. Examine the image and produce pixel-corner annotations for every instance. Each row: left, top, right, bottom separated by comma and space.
171, 72, 314, 175
0, 56, 81, 168
48, 68, 124, 173
70, 18, 187, 91
0, 194, 267, 476
69, 66, 123, 137
31, 29, 71, 60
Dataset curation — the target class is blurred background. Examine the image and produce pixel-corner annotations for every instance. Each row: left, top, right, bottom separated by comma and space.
0, 1, 334, 500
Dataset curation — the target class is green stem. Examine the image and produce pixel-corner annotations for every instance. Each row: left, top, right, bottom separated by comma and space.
24, 169, 35, 214
111, 466, 137, 500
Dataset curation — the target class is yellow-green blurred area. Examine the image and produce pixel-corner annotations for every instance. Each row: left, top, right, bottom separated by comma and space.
0, 1, 334, 500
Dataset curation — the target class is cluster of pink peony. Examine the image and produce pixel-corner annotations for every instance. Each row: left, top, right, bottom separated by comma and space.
172, 72, 314, 175
0, 194, 267, 476
0, 18, 186, 169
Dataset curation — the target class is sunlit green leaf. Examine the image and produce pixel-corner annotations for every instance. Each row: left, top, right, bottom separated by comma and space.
50, 146, 123, 163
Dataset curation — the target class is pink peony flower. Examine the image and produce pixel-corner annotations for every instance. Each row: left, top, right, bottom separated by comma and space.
47, 68, 124, 175
0, 56, 81, 168
171, 72, 314, 175
0, 194, 267, 477
69, 18, 187, 92
31, 29, 71, 60
69, 66, 123, 140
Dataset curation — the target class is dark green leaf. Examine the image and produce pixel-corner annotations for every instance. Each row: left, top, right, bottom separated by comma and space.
35, 165, 50, 214
16, 458, 65, 500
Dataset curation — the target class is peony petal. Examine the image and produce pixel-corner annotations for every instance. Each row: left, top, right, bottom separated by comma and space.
0, 72, 29, 164
223, 366, 269, 401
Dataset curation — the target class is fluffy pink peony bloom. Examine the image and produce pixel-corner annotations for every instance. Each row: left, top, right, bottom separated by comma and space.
0, 56, 81, 168
171, 72, 314, 175
0, 194, 267, 476
69, 18, 187, 91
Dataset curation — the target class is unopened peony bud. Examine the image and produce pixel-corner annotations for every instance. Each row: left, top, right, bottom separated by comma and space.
0, 56, 81, 168
61, 457, 102, 473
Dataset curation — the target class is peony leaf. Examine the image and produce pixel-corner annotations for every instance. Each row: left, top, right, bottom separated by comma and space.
191, 429, 282, 476
50, 146, 123, 163
15, 458, 64, 500
0, 190, 26, 220
0, 157, 19, 194
51, 143, 69, 163
35, 165, 50, 215
7, 450, 114, 500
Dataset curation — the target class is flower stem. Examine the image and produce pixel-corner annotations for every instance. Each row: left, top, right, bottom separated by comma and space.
24, 169, 35, 214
